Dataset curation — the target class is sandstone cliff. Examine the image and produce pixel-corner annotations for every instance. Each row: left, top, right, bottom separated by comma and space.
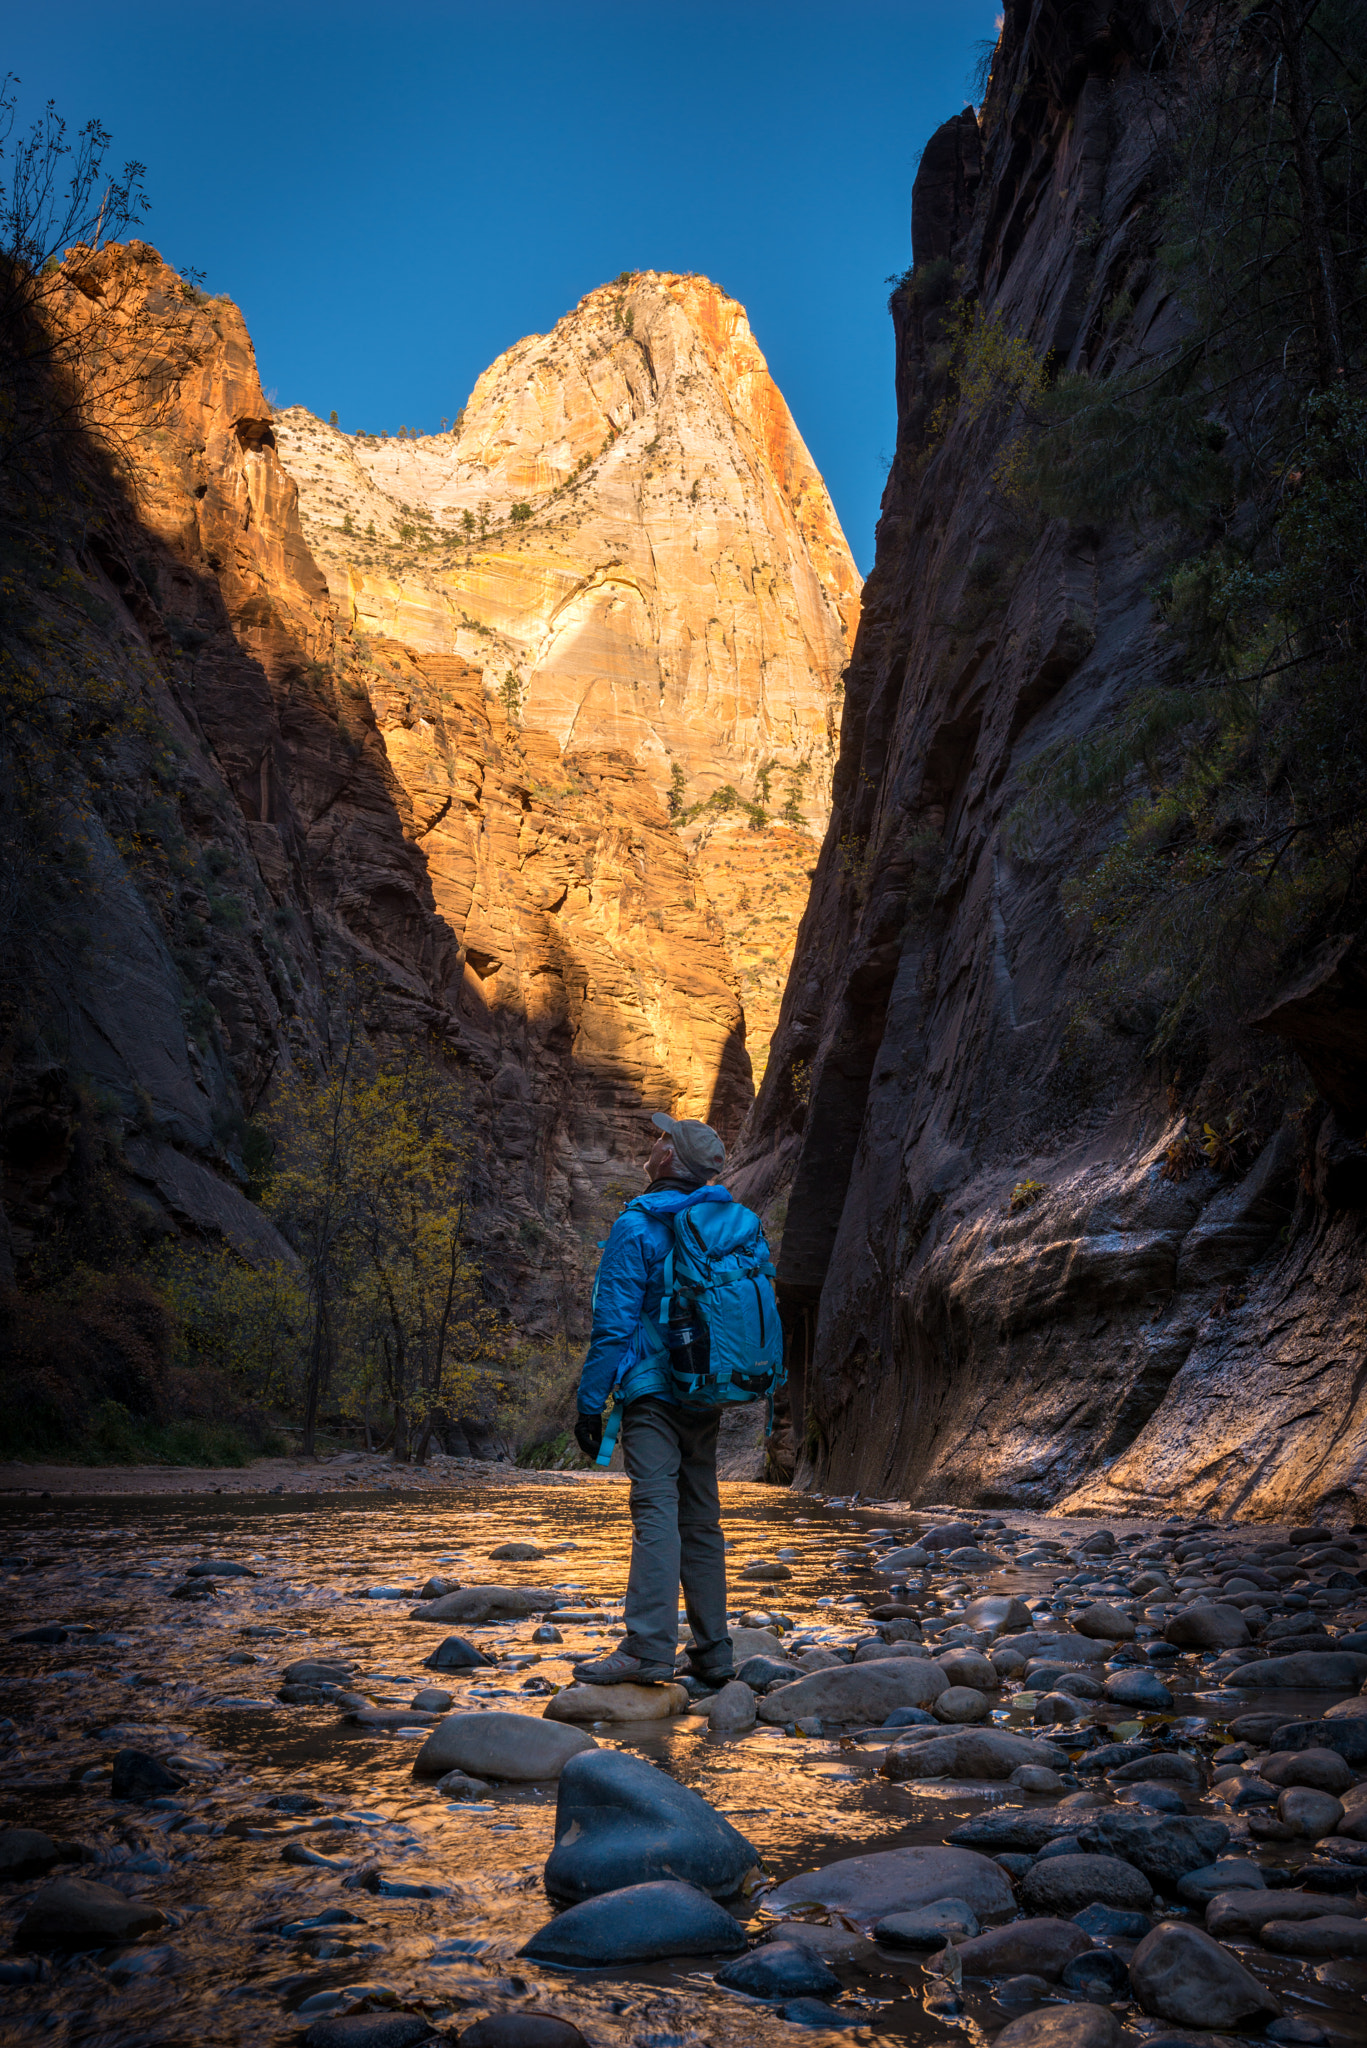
273, 272, 858, 1081
736, 5, 1367, 1523
1, 245, 856, 1411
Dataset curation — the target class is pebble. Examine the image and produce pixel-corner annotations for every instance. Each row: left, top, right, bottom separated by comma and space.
544, 1748, 759, 1902
520, 1879, 747, 1964
531, 1624, 562, 1644
414, 1712, 595, 1781
423, 1636, 491, 1671
1129, 1921, 1282, 2027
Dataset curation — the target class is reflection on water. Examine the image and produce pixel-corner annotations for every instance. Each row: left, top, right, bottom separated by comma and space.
0, 1474, 1363, 2046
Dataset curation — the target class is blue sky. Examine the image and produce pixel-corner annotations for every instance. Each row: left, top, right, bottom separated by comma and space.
7, 2, 1000, 571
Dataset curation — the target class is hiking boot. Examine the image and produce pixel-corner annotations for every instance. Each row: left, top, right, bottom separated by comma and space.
574, 1647, 673, 1686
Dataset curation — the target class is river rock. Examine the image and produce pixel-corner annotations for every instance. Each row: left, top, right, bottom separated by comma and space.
186, 1558, 256, 1578
737, 1655, 804, 1690
490, 1542, 544, 1560
1339, 1782, 1367, 1837
111, 1748, 184, 1801
1176, 1859, 1266, 1904
882, 1730, 1067, 1782
520, 1879, 746, 1963
1074, 1603, 1135, 1642
874, 1899, 980, 1947
1103, 1669, 1173, 1709
920, 1522, 977, 1551
1061, 1948, 1131, 1997
306, 2020, 435, 2048
424, 1637, 491, 1671
1073, 1903, 1152, 1939
1231, 1652, 1367, 1689
1034, 1692, 1086, 1725
704, 1680, 757, 1732
1129, 1922, 1281, 2027
778, 1998, 862, 2028
1277, 1785, 1344, 1837
1164, 1604, 1250, 1650
459, 2021, 588, 2048
410, 1585, 554, 1622
951, 1810, 1079, 1853
994, 2004, 1123, 2048
435, 1770, 490, 1796
284, 1659, 356, 1685
15, 1878, 166, 1950
1109, 1753, 1202, 1786
419, 1577, 462, 1599
966, 1595, 1035, 1635
1054, 1672, 1104, 1700
1261, 1915, 1367, 1959
1074, 1813, 1229, 1885
1012, 1765, 1068, 1793
739, 1560, 792, 1581
1021, 1854, 1153, 1915
853, 1638, 926, 1662
1271, 1717, 1367, 1765
411, 1688, 453, 1712
413, 1712, 595, 1781
760, 1919, 882, 1968
715, 1941, 842, 1998
1259, 1747, 1354, 1793
543, 1748, 759, 1901
934, 1685, 991, 1723
765, 1843, 1013, 1924
1214, 1770, 1277, 1808
937, 1649, 998, 1689
1206, 1889, 1366, 1936
0, 1829, 61, 1879
956, 1918, 1094, 1977
876, 1545, 930, 1571
757, 1657, 948, 1725
546, 1681, 689, 1723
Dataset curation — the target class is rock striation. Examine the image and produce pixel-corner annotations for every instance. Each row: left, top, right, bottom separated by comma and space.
733, 4, 1367, 1520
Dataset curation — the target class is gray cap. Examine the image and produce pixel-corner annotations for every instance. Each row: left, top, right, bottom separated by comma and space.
651, 1110, 725, 1184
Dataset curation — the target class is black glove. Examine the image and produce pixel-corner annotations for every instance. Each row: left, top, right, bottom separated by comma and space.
573, 1413, 603, 1461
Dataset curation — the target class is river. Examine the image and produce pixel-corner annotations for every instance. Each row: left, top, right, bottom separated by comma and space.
1, 1471, 1364, 2047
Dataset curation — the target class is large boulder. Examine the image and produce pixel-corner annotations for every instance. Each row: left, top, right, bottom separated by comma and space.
412, 1712, 594, 1782
543, 1749, 760, 1902
545, 1682, 689, 1723
955, 1918, 1094, 1978
881, 1731, 1067, 1782
1019, 1854, 1153, 1916
1228, 1651, 1367, 1689
409, 1585, 555, 1622
1128, 1922, 1280, 2027
1074, 1813, 1230, 1886
756, 1657, 948, 1726
764, 1843, 1013, 1926
1164, 1603, 1249, 1650
15, 1878, 166, 1950
519, 1879, 746, 1964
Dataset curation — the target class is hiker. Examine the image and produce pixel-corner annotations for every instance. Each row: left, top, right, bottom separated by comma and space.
572, 1110, 782, 1689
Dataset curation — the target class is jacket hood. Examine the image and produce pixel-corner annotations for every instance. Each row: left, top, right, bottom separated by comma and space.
630, 1184, 732, 1217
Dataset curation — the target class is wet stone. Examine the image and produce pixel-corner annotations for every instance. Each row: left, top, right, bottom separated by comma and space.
1259, 1746, 1354, 1793
736, 1655, 803, 1690
1277, 1785, 1344, 1837
766, 1843, 1014, 1923
1060, 1947, 1130, 1997
0, 1828, 62, 1879
874, 1899, 980, 1947
993, 2003, 1123, 2048
520, 1879, 746, 1964
111, 1748, 184, 1801
423, 1637, 490, 1671
1073, 1813, 1230, 1886
1072, 1902, 1152, 1939
458, 2020, 589, 2048
1102, 1668, 1173, 1709
16, 1878, 166, 1951
955, 1917, 1093, 1978
413, 1711, 595, 1782
304, 2018, 435, 2048
1176, 1859, 1265, 1905
1020, 1853, 1154, 1916
186, 1559, 256, 1577
1129, 1921, 1281, 2028
779, 1998, 861, 2028
714, 1941, 842, 1998
1261, 1916, 1367, 1958
544, 1748, 759, 1902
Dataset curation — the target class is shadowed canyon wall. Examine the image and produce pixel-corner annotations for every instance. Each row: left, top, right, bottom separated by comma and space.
734, 3, 1367, 1523
0, 244, 856, 1383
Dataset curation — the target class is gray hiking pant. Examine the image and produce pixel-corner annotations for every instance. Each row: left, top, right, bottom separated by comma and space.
620, 1397, 731, 1676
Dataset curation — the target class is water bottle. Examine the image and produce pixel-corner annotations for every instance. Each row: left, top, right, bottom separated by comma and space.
666, 1293, 710, 1382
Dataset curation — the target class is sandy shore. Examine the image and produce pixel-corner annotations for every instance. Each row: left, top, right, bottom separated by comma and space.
0, 1450, 558, 1497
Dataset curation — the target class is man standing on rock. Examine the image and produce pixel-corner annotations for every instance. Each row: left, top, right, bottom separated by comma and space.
572, 1112, 738, 1690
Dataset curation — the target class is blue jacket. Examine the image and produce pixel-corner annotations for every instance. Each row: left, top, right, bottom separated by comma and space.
576, 1183, 734, 1413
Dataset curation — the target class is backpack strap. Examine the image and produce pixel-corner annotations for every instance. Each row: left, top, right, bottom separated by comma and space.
594, 1404, 623, 1469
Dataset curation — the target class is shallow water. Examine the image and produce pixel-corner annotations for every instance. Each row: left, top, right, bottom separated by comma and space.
1, 1473, 1364, 2047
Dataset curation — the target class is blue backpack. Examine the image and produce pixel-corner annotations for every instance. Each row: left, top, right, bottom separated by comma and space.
595, 1198, 784, 1465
